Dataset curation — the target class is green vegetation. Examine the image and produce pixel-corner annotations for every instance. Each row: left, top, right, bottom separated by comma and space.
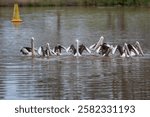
0, 0, 150, 7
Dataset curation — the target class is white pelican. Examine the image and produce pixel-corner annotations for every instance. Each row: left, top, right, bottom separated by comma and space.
45, 43, 56, 56
112, 41, 144, 57
67, 39, 91, 56
66, 44, 76, 55
90, 36, 115, 56
89, 36, 104, 50
112, 44, 128, 57
20, 37, 37, 56
124, 42, 144, 57
37, 43, 56, 57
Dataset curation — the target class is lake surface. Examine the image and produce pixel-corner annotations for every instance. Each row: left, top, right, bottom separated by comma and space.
0, 7, 150, 100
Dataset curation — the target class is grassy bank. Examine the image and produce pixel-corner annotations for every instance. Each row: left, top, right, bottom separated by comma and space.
0, 0, 150, 7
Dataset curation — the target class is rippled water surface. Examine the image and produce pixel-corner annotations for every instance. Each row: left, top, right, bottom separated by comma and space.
0, 7, 150, 99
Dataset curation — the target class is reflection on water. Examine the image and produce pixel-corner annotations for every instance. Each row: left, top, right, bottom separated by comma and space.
0, 7, 150, 100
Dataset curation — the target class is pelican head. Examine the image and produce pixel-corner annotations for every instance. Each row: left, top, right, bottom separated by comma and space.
76, 39, 79, 43
46, 43, 49, 46
100, 36, 104, 40
31, 37, 34, 40
99, 36, 104, 45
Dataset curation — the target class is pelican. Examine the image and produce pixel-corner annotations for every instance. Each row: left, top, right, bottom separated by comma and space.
112, 41, 144, 57
90, 36, 115, 56
45, 43, 56, 56
100, 43, 112, 56
53, 44, 67, 55
66, 44, 76, 55
89, 36, 104, 51
133, 41, 144, 56
79, 44, 91, 55
67, 39, 91, 56
37, 43, 56, 57
124, 42, 144, 57
112, 44, 128, 57
20, 47, 35, 56
89, 36, 112, 56
20, 37, 37, 56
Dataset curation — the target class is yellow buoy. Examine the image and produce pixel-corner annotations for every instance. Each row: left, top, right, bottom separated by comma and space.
11, 3, 23, 22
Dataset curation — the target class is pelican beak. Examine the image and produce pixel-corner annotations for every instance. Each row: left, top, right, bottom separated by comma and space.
136, 41, 144, 56
124, 43, 131, 57
94, 36, 104, 50
99, 36, 104, 45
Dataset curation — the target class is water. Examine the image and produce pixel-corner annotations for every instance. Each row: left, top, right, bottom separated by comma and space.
0, 7, 150, 100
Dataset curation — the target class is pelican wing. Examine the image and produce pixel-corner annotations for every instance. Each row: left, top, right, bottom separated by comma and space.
20, 48, 29, 55
94, 36, 104, 50
89, 43, 96, 50
124, 43, 131, 57
135, 41, 144, 56
37, 46, 42, 56
131, 45, 139, 55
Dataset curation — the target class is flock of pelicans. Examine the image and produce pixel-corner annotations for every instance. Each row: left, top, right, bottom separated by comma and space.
20, 36, 144, 58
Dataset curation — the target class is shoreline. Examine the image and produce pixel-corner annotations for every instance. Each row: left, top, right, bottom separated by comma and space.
0, 0, 150, 7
